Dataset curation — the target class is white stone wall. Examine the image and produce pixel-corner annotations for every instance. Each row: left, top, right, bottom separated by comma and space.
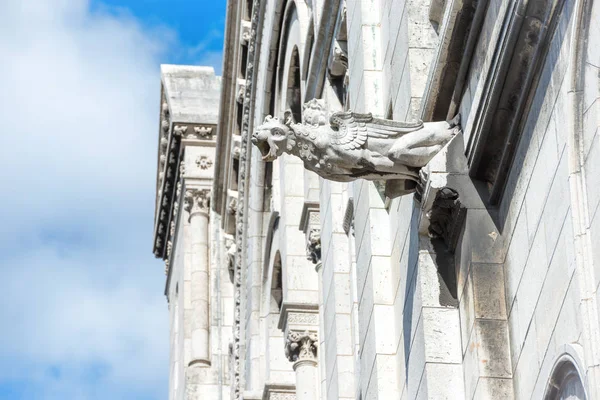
198, 0, 600, 398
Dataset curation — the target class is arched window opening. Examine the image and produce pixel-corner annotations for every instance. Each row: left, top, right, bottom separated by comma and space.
270, 252, 283, 313
544, 358, 586, 400
286, 46, 302, 123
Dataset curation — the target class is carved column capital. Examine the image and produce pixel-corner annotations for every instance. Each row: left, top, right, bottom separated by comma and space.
285, 330, 318, 363
184, 189, 211, 218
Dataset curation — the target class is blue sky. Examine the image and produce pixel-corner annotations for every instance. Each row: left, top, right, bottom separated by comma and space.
0, 1, 225, 399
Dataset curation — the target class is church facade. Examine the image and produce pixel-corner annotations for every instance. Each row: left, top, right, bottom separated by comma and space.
152, 0, 600, 398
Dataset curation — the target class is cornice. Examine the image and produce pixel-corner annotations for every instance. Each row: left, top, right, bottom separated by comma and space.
152, 117, 217, 261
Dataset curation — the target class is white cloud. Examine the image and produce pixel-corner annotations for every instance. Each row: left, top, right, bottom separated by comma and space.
0, 0, 171, 398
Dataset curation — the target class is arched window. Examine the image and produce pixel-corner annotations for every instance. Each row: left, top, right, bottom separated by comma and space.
270, 252, 283, 312
286, 46, 302, 123
544, 358, 586, 400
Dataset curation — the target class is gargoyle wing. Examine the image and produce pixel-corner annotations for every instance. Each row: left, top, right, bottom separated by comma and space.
329, 111, 424, 150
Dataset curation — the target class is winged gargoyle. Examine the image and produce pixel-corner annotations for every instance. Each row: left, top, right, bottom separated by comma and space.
251, 99, 460, 195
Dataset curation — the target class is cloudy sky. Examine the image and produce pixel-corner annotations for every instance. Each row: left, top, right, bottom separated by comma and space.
0, 1, 225, 399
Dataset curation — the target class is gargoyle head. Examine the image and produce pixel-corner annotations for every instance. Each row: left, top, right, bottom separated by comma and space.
252, 112, 295, 162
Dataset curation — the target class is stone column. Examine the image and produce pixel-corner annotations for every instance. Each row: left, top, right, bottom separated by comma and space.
286, 330, 319, 400
184, 188, 211, 367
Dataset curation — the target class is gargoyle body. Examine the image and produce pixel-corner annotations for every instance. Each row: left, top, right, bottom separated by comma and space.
252, 100, 460, 195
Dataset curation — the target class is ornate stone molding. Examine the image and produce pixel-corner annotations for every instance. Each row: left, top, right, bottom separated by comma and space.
252, 99, 461, 197
154, 96, 183, 259
285, 330, 318, 363
184, 189, 211, 218
233, 0, 262, 395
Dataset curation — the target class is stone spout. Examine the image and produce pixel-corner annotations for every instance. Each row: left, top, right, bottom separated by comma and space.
251, 99, 461, 196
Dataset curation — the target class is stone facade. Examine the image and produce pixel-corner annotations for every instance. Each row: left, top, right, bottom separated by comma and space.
152, 0, 600, 398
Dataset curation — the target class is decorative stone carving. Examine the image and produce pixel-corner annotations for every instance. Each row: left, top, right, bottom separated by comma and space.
306, 229, 321, 264
270, 394, 296, 400
240, 20, 251, 44
236, 79, 246, 104
233, 0, 260, 396
252, 99, 461, 194
193, 126, 213, 138
427, 187, 466, 252
227, 196, 238, 215
173, 125, 187, 136
329, 40, 348, 78
195, 156, 213, 170
287, 312, 319, 325
184, 189, 211, 217
284, 330, 318, 362
225, 236, 237, 283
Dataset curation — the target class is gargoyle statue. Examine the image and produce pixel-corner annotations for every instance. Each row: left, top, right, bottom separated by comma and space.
252, 99, 460, 196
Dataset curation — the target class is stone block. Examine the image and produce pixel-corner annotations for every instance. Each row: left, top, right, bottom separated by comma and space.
408, 48, 435, 98
541, 155, 569, 261
474, 319, 511, 378
513, 226, 548, 346
422, 307, 462, 364
534, 228, 570, 363
337, 354, 357, 397
465, 209, 505, 264
585, 131, 600, 224
373, 354, 402, 399
423, 362, 465, 399
524, 125, 559, 243
363, 71, 386, 117
359, 281, 374, 349
369, 208, 392, 256
331, 272, 353, 314
335, 313, 354, 355
371, 256, 395, 305
471, 263, 507, 319
513, 322, 540, 399
459, 270, 475, 356
551, 279, 582, 353
372, 304, 398, 354
504, 208, 529, 311
584, 89, 599, 160
462, 326, 479, 400
473, 377, 514, 400
393, 57, 411, 119
361, 25, 383, 71
406, 313, 426, 399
